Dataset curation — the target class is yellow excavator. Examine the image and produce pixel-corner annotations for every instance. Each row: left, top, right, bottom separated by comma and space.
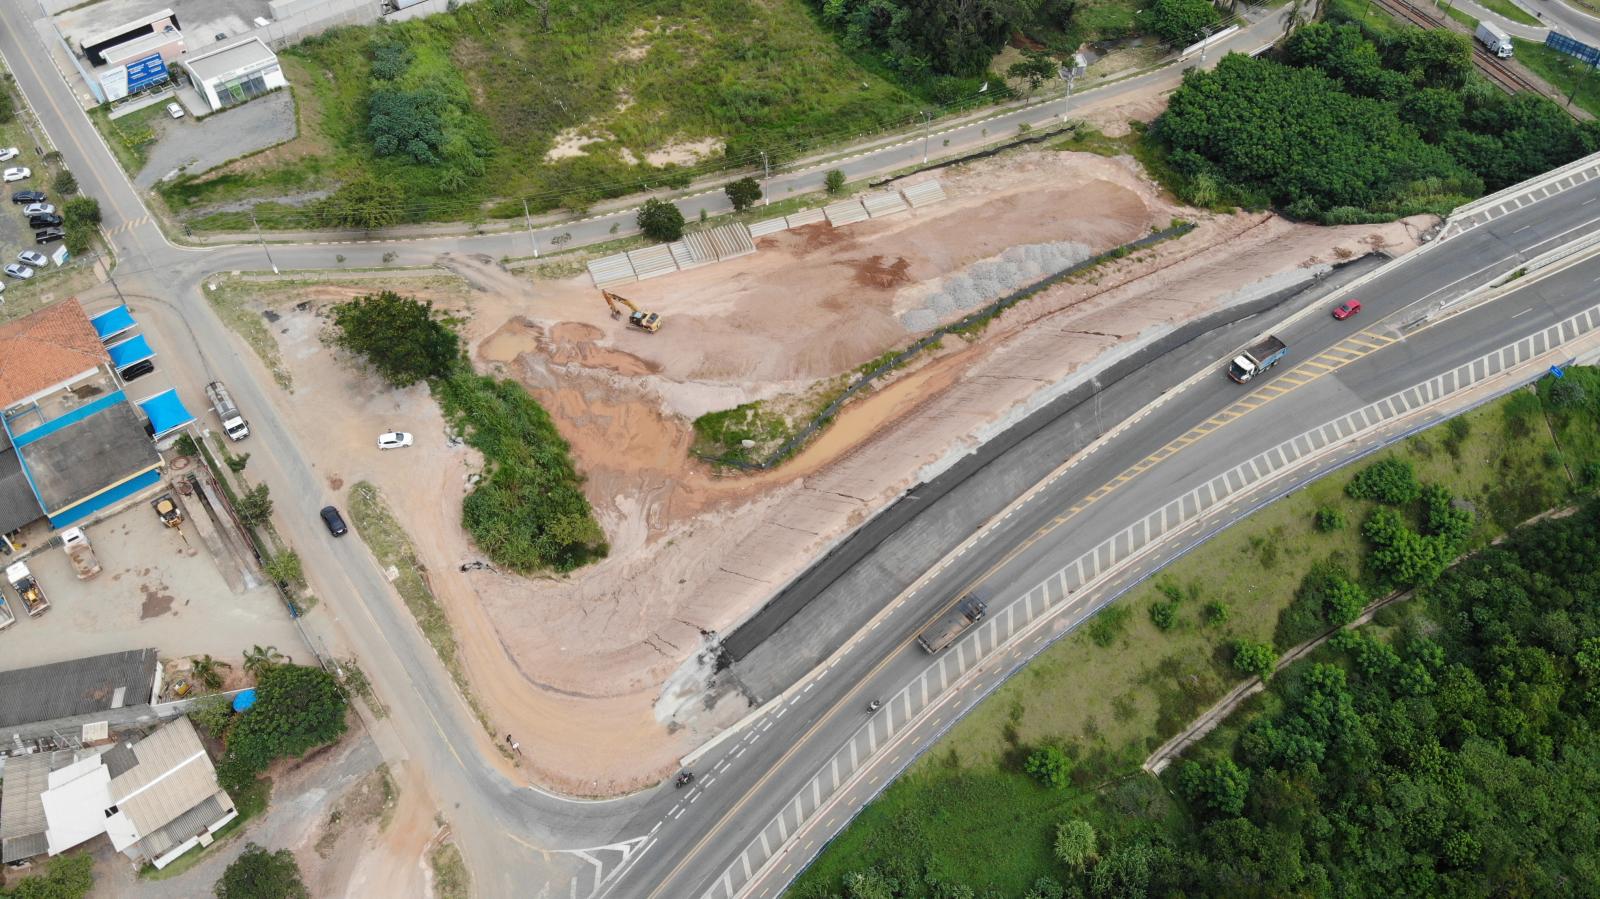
601, 290, 662, 333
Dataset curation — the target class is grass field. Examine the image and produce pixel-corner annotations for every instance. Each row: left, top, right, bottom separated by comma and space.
789, 375, 1599, 897
159, 0, 924, 229
1473, 0, 1541, 25
89, 104, 165, 176
1512, 38, 1600, 118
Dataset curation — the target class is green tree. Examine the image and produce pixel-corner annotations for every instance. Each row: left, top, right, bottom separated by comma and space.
3, 852, 93, 899
825, 169, 847, 195
1090, 841, 1154, 898
1179, 758, 1252, 816
1024, 745, 1074, 789
1008, 52, 1058, 92
243, 644, 285, 679
190, 693, 235, 740
1363, 507, 1450, 587
225, 664, 347, 776
1322, 575, 1367, 627
63, 196, 100, 226
214, 844, 309, 899
317, 175, 404, 231
331, 291, 461, 387
1055, 818, 1098, 872
1233, 638, 1277, 680
724, 177, 762, 212
193, 654, 232, 691
234, 484, 274, 528
263, 551, 305, 588
1345, 457, 1421, 505
840, 869, 895, 899
51, 169, 78, 196
637, 198, 685, 242
1139, 0, 1220, 45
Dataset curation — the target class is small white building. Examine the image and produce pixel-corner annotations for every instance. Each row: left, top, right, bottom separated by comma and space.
181, 37, 286, 113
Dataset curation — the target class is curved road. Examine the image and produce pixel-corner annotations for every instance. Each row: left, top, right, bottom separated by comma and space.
3, 4, 1599, 898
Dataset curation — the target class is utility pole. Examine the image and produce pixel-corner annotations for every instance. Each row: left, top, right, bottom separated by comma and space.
522, 198, 539, 258
921, 111, 932, 164
251, 212, 278, 274
760, 150, 770, 207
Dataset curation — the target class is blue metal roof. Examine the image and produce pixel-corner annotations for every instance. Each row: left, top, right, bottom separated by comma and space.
47, 468, 161, 528
107, 334, 155, 370
89, 305, 136, 342
135, 389, 194, 440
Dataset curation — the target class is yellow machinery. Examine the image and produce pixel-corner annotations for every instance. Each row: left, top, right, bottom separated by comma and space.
601, 290, 662, 333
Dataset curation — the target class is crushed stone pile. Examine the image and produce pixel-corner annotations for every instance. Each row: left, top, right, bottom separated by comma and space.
899, 240, 1094, 332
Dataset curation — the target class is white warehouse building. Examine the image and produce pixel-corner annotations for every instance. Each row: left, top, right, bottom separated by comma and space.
181, 37, 286, 113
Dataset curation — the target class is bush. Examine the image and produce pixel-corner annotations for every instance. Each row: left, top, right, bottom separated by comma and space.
52, 169, 78, 196
331, 291, 461, 387
1140, 0, 1220, 45
1054, 818, 1098, 871
1086, 603, 1132, 647
223, 664, 347, 779
63, 195, 101, 256
637, 197, 685, 242
1443, 415, 1471, 459
1149, 601, 1178, 631
825, 168, 846, 195
1314, 506, 1346, 532
1232, 638, 1277, 680
2, 853, 92, 898
1345, 457, 1421, 505
724, 176, 762, 211
1203, 599, 1231, 626
215, 843, 309, 899
234, 484, 274, 528
190, 694, 235, 740
1178, 758, 1252, 817
1024, 745, 1074, 789
263, 551, 305, 587
315, 175, 403, 231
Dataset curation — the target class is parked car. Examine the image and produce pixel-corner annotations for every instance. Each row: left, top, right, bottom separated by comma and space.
10, 190, 43, 205
118, 359, 155, 381
16, 251, 46, 267
34, 230, 63, 245
320, 506, 349, 537
3, 168, 30, 182
27, 214, 61, 229
0, 148, 18, 162
4, 265, 34, 280
1332, 299, 1362, 320
166, 102, 185, 119
24, 203, 54, 216
377, 431, 414, 450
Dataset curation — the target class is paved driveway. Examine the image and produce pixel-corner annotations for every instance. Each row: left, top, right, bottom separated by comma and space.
135, 91, 296, 188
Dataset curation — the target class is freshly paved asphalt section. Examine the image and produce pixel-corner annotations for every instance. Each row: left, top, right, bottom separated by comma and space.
4, 3, 1600, 898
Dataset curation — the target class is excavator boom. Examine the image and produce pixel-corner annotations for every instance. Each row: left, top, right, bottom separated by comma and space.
599, 290, 662, 332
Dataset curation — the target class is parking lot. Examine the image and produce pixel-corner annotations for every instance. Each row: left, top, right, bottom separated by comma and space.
1, 491, 305, 671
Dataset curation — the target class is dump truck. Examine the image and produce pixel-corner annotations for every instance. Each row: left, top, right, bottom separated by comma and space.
1476, 22, 1513, 58
61, 527, 101, 580
206, 380, 250, 441
1227, 335, 1288, 384
917, 596, 988, 653
6, 561, 48, 617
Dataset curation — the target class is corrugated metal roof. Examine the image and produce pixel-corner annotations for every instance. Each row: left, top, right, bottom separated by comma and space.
862, 190, 909, 218
626, 244, 678, 280
110, 718, 221, 841
785, 209, 826, 228
133, 792, 233, 860
901, 180, 947, 208
0, 753, 51, 862
0, 648, 157, 729
823, 200, 869, 226
747, 218, 788, 238
586, 254, 637, 288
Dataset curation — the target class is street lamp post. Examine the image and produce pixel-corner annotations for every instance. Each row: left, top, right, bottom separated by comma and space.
251, 212, 278, 274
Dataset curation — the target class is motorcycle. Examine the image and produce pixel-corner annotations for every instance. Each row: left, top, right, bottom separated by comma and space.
675, 771, 695, 788
867, 699, 882, 713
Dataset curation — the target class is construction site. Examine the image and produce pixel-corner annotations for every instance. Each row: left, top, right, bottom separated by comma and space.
217, 133, 1432, 793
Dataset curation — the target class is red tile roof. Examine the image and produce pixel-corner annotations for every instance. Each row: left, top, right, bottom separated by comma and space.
0, 300, 110, 409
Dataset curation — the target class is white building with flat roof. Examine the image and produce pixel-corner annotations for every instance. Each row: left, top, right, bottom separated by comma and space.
181, 36, 285, 112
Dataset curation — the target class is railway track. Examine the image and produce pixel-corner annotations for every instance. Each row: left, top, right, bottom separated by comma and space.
1367, 0, 1544, 95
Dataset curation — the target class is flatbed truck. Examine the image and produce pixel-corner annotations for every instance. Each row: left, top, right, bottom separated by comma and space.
917, 596, 988, 653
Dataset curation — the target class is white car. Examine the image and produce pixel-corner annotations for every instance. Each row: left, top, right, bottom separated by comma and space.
23, 203, 54, 216
166, 102, 185, 119
2, 168, 30, 182
377, 431, 414, 450
0, 148, 17, 162
4, 264, 33, 280
16, 251, 46, 267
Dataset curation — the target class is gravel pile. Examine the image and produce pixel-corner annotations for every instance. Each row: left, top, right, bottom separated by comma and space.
899, 240, 1093, 332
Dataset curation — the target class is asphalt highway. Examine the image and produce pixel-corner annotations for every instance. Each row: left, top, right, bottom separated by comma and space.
3, 4, 1600, 898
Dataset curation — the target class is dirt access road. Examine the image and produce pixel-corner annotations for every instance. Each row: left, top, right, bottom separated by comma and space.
221, 135, 1428, 794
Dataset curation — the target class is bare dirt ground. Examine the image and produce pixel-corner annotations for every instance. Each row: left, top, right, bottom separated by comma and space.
222, 134, 1430, 792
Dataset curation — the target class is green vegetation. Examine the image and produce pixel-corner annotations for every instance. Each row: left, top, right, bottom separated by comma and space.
1475, 0, 1540, 25
429, 842, 471, 899
141, 767, 270, 880
1, 853, 93, 898
200, 278, 294, 390
62, 196, 100, 257
791, 370, 1600, 897
637, 197, 686, 243
160, 0, 925, 228
1138, 0, 1220, 45
1230, 638, 1277, 680
1149, 22, 1600, 222
90, 104, 164, 174
216, 663, 347, 796
234, 484, 274, 528
214, 844, 309, 899
1513, 37, 1600, 119
825, 169, 846, 194
724, 176, 762, 212
331, 291, 461, 387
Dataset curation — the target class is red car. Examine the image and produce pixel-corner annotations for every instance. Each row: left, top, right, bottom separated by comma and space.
1332, 299, 1362, 320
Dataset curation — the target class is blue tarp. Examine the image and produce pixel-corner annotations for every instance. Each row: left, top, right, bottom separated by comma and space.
233, 690, 257, 712
47, 467, 161, 528
135, 389, 195, 440
106, 334, 155, 370
89, 305, 136, 342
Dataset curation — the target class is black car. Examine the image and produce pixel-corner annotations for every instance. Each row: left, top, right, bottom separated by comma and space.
320, 505, 349, 537
33, 229, 63, 245
10, 190, 43, 205
118, 359, 155, 381
28, 214, 60, 228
